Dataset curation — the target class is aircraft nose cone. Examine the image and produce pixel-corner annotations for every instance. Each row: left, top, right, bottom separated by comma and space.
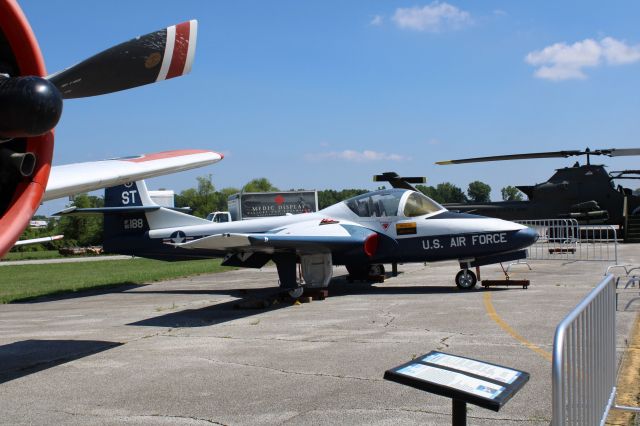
514, 227, 539, 248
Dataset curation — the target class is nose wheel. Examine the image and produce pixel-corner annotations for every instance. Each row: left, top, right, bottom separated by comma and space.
455, 269, 477, 290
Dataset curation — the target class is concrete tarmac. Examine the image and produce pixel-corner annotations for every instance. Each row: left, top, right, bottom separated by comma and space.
0, 247, 639, 425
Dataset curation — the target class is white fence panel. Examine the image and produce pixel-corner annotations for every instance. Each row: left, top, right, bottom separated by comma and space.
552, 274, 617, 425
517, 219, 618, 264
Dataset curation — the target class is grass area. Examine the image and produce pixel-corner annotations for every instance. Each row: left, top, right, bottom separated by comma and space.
2, 250, 64, 261
0, 258, 233, 303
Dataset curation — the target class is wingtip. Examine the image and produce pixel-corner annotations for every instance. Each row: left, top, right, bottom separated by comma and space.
435, 160, 453, 165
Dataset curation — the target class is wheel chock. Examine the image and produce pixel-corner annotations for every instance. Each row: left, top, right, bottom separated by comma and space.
481, 279, 530, 289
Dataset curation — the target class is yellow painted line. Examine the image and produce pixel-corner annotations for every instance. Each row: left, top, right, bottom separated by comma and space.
483, 292, 552, 362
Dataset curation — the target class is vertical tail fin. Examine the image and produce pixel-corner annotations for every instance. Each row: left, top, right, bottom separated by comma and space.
101, 180, 211, 259
103, 181, 155, 252
105, 180, 156, 208
105, 179, 209, 234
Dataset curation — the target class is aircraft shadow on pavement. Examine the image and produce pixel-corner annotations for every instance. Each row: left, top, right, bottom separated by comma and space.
12, 283, 144, 304
0, 339, 123, 384
127, 274, 505, 329
128, 287, 290, 328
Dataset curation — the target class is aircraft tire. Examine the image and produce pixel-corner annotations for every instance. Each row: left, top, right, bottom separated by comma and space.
288, 287, 304, 299
455, 269, 477, 290
369, 264, 385, 276
346, 264, 385, 280
346, 264, 368, 279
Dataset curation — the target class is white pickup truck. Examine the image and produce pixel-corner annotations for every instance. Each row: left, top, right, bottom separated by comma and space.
205, 211, 232, 223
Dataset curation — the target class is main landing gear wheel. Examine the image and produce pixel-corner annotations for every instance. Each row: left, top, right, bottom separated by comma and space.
288, 287, 304, 299
346, 264, 385, 281
455, 269, 477, 290
369, 264, 385, 276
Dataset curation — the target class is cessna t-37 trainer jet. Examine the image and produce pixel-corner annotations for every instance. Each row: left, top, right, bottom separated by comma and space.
59, 180, 539, 294
0, 0, 207, 256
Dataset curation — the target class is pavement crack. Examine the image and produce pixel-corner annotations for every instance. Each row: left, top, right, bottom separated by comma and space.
383, 312, 396, 328
141, 414, 226, 424
437, 335, 453, 350
377, 303, 398, 328
54, 409, 225, 424
165, 334, 429, 345
124, 327, 177, 344
195, 356, 382, 382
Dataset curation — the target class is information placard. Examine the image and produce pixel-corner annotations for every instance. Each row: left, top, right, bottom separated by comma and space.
384, 351, 529, 412
421, 352, 521, 385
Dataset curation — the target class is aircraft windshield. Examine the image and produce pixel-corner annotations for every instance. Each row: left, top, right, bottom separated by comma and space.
402, 191, 443, 217
345, 189, 444, 218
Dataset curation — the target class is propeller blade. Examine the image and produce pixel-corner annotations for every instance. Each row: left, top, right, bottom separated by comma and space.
0, 76, 63, 140
47, 20, 197, 99
436, 150, 584, 165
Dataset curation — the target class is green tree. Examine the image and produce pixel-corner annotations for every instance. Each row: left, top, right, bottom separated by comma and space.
175, 174, 219, 218
213, 186, 240, 212
437, 183, 468, 203
11, 220, 62, 252
418, 183, 467, 203
501, 186, 524, 201
416, 185, 441, 203
57, 194, 104, 246
467, 181, 491, 203
318, 189, 368, 209
243, 178, 279, 192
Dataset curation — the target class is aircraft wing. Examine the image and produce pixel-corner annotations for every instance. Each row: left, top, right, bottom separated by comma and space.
173, 221, 384, 255
44, 149, 223, 201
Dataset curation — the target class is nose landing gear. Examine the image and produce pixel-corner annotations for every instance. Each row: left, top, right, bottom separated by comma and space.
455, 269, 477, 290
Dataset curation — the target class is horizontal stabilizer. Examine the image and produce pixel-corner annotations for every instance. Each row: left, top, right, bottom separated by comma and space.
172, 233, 252, 250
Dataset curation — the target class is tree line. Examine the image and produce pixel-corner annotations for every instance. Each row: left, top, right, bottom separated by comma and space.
13, 176, 523, 252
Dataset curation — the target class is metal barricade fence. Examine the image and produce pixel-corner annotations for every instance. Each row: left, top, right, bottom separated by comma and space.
516, 219, 618, 264
552, 274, 616, 426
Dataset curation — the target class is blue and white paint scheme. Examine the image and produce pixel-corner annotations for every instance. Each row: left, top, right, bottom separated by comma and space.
58, 181, 538, 293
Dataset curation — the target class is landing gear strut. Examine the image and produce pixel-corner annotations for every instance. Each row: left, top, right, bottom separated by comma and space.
455, 269, 477, 290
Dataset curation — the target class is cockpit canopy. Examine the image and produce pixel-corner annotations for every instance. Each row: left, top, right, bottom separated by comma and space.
345, 189, 444, 218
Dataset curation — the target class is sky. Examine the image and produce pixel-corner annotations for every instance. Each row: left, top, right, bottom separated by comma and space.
20, 0, 640, 215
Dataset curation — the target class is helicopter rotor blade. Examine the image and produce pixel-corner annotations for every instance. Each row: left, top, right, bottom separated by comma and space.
436, 150, 583, 165
47, 20, 197, 99
603, 148, 640, 157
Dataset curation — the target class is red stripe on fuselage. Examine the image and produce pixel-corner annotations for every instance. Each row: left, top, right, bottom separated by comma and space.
166, 21, 190, 79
